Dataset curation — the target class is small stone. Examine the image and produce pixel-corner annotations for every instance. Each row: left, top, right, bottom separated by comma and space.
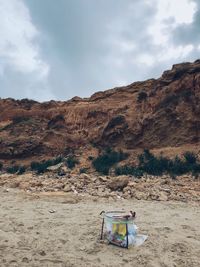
48, 209, 56, 213
39, 250, 46, 256
99, 176, 108, 182
158, 192, 168, 201
63, 184, 72, 192
3, 188, 9, 193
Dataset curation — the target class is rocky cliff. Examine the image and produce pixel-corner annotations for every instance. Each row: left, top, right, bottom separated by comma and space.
0, 60, 200, 164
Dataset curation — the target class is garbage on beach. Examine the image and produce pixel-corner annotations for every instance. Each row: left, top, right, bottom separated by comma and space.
100, 210, 148, 248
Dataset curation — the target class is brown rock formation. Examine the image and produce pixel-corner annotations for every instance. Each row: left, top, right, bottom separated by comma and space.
0, 60, 200, 163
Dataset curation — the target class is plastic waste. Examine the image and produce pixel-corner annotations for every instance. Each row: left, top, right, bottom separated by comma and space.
101, 211, 147, 248
133, 234, 148, 246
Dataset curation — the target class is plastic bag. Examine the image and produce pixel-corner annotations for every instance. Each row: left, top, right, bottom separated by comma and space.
130, 234, 148, 246
102, 211, 147, 248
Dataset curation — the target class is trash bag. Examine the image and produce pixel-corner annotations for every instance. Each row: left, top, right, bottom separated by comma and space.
100, 210, 147, 248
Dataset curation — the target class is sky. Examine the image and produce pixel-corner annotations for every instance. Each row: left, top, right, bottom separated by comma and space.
0, 0, 200, 102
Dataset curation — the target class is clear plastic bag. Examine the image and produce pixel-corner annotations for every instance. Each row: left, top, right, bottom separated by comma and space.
102, 211, 147, 248
131, 234, 148, 246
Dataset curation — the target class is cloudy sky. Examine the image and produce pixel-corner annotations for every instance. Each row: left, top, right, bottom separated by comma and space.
0, 0, 200, 101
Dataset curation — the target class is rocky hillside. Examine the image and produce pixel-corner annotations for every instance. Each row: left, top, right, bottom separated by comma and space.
0, 60, 200, 165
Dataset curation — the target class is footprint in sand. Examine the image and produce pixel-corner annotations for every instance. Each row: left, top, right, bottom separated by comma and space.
181, 224, 195, 231
170, 242, 189, 254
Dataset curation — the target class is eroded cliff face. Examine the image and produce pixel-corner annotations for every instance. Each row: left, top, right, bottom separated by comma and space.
0, 60, 200, 162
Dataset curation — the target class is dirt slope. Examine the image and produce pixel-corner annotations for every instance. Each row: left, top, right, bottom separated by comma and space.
0, 60, 200, 164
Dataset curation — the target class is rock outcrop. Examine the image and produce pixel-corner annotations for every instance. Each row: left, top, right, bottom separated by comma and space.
0, 60, 200, 163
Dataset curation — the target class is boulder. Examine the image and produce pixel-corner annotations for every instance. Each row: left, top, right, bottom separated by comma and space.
47, 163, 63, 171
134, 191, 147, 200
98, 176, 108, 182
158, 192, 168, 201
79, 173, 91, 180
63, 184, 72, 192
107, 176, 129, 191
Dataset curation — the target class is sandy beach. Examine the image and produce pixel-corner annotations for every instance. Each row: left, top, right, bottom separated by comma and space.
0, 187, 199, 267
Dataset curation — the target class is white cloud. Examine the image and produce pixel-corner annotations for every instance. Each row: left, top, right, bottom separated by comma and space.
156, 0, 196, 24
148, 0, 197, 45
0, 0, 199, 101
0, 0, 49, 77
143, 0, 197, 65
158, 44, 194, 61
137, 54, 155, 67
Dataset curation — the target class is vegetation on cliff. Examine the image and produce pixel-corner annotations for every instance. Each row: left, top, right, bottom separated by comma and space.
115, 150, 200, 178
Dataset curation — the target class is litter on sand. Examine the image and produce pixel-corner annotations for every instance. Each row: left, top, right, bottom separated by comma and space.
100, 210, 148, 248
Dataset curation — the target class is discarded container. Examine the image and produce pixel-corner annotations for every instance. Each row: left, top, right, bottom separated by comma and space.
100, 210, 147, 248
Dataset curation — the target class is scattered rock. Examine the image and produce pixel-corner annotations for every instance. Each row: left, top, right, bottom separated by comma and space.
134, 191, 148, 200
9, 181, 20, 188
47, 163, 63, 171
49, 209, 56, 213
3, 188, 9, 193
63, 184, 72, 192
19, 182, 31, 190
158, 192, 168, 201
107, 176, 129, 191
99, 176, 108, 182
57, 169, 66, 176
39, 250, 46, 256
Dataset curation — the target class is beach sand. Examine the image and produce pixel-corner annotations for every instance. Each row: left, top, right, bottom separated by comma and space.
0, 188, 199, 267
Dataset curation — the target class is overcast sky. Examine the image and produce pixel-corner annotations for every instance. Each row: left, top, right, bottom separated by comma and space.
0, 0, 200, 101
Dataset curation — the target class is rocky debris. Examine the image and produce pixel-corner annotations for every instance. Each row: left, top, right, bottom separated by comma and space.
98, 176, 108, 183
63, 184, 72, 192
107, 176, 129, 191
158, 192, 168, 201
47, 163, 63, 171
0, 172, 199, 202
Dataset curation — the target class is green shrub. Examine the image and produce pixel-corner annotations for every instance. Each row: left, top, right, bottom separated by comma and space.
80, 168, 89, 174
115, 166, 143, 178
17, 166, 26, 175
138, 149, 155, 164
30, 156, 63, 174
92, 149, 128, 175
115, 150, 200, 178
192, 163, 200, 178
6, 165, 26, 175
138, 150, 171, 176
31, 161, 48, 174
170, 156, 189, 175
52, 156, 63, 165
66, 156, 79, 169
6, 165, 19, 174
183, 152, 196, 165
